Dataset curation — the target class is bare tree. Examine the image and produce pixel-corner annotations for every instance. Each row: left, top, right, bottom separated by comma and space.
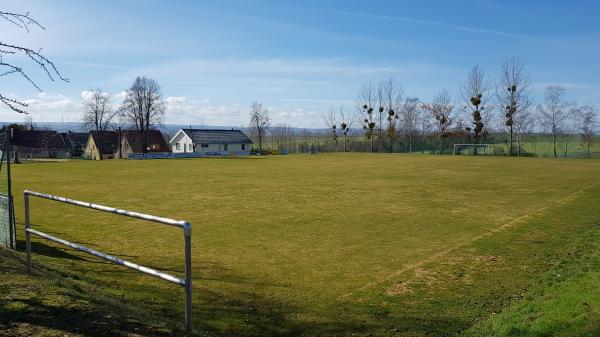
417, 104, 433, 154
337, 105, 352, 153
378, 78, 403, 152
249, 101, 270, 153
537, 85, 568, 158
400, 98, 420, 152
357, 82, 378, 152
324, 107, 339, 151
120, 77, 166, 152
496, 57, 532, 156
574, 105, 597, 158
326, 104, 352, 152
0, 9, 68, 113
423, 90, 455, 154
460, 65, 490, 143
562, 106, 580, 157
512, 107, 536, 157
82, 88, 117, 132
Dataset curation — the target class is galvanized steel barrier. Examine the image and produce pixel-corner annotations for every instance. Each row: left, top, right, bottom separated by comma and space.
24, 190, 193, 334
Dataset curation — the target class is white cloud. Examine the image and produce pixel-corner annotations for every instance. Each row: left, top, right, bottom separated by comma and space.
80, 90, 110, 101
0, 91, 331, 127
113, 91, 128, 100
0, 92, 82, 122
164, 96, 245, 126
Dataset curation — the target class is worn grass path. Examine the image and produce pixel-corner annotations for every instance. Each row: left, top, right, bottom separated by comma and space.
2, 153, 600, 336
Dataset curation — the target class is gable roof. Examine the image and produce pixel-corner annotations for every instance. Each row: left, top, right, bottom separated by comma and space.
61, 132, 88, 149
122, 129, 169, 153
180, 129, 253, 145
89, 131, 118, 155
12, 130, 66, 150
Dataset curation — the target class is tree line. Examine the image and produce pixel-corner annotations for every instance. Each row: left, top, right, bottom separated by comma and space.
247, 58, 597, 158
316, 57, 597, 158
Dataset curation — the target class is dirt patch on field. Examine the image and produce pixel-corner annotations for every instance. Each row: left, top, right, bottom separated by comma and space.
385, 254, 505, 296
475, 255, 504, 263
385, 281, 409, 296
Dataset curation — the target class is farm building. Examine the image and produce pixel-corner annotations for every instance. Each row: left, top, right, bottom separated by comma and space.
85, 129, 170, 160
12, 129, 68, 159
115, 129, 170, 158
169, 129, 253, 155
61, 132, 89, 158
84, 131, 118, 160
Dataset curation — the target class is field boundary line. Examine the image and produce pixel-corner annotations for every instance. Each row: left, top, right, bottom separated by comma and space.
338, 183, 599, 300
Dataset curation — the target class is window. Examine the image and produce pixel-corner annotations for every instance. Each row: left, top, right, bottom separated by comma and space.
201, 144, 209, 148
175, 143, 180, 150
151, 144, 160, 150
241, 144, 246, 150
223, 144, 228, 151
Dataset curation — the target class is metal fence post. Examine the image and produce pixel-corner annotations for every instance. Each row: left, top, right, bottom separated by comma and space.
24, 193, 31, 273
183, 221, 193, 335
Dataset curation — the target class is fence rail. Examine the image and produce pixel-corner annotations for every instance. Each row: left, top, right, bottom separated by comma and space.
24, 190, 193, 334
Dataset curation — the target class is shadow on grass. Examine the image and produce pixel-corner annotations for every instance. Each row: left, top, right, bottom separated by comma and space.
1, 246, 415, 337
0, 296, 177, 337
14, 238, 187, 276
15, 239, 85, 261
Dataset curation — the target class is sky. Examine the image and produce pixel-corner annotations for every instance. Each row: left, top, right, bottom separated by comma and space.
1, 0, 599, 128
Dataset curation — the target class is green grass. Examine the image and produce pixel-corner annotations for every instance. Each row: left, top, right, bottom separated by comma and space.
2, 153, 600, 336
465, 229, 600, 337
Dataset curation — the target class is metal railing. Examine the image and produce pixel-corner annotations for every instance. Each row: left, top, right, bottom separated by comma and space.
24, 190, 193, 334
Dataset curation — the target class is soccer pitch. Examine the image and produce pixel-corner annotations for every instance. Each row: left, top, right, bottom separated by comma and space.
5, 154, 600, 336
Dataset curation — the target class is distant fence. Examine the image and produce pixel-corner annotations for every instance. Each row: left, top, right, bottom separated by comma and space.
128, 151, 251, 160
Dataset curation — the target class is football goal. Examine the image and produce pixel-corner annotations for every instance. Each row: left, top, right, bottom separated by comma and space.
453, 144, 493, 156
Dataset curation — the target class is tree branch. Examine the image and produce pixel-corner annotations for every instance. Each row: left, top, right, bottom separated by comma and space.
0, 10, 68, 114
0, 10, 45, 32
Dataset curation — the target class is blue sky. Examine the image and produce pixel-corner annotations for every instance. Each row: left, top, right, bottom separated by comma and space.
1, 0, 599, 127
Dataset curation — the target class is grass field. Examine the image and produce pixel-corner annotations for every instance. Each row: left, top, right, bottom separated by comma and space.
2, 154, 600, 336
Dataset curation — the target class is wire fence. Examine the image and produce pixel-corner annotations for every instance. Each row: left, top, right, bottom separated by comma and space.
0, 129, 15, 248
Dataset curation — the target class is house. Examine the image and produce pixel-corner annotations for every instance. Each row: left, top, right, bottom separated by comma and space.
84, 131, 118, 160
115, 129, 170, 158
12, 129, 68, 159
61, 132, 89, 158
169, 129, 253, 155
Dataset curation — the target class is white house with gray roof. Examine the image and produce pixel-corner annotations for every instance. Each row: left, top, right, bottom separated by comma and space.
169, 129, 253, 155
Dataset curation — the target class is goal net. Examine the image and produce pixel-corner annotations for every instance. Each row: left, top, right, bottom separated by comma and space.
453, 144, 493, 156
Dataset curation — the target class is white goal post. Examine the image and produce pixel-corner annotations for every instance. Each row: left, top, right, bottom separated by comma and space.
453, 144, 493, 155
